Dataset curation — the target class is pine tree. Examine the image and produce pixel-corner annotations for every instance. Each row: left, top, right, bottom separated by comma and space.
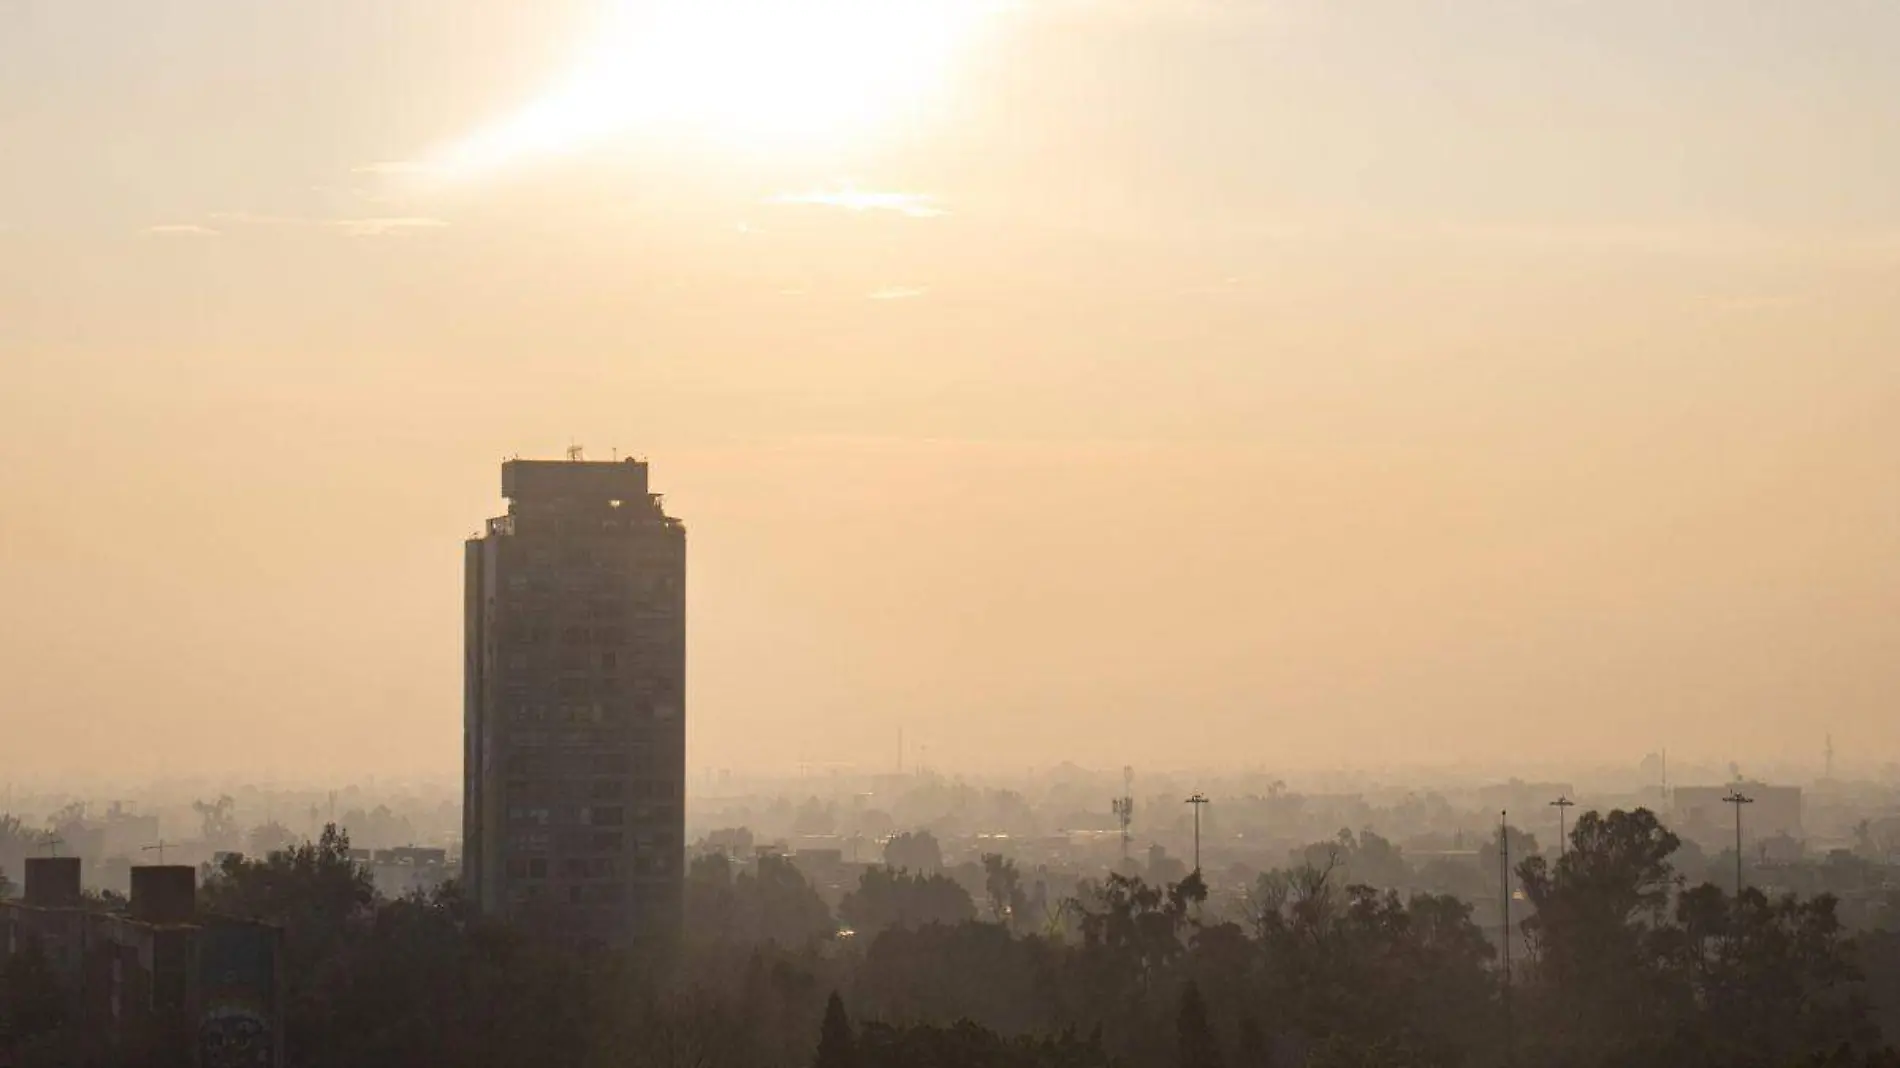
815, 990, 857, 1068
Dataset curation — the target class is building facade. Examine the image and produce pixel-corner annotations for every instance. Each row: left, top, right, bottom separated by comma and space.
463, 457, 686, 948
0, 858, 284, 1068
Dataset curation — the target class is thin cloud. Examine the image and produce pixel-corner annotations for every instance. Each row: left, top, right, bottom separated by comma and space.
868, 286, 929, 301
330, 217, 449, 237
352, 160, 437, 176
769, 188, 947, 218
143, 224, 220, 237
204, 211, 449, 237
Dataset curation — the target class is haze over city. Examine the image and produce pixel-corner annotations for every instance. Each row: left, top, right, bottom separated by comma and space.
6, 1, 1900, 785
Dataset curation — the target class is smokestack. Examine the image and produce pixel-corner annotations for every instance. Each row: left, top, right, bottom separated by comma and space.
129, 865, 197, 924
22, 857, 82, 907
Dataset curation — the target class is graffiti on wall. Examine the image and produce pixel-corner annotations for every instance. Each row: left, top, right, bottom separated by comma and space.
197, 921, 280, 1068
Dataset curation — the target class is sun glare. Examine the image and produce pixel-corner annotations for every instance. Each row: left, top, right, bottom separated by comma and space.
435, 0, 992, 177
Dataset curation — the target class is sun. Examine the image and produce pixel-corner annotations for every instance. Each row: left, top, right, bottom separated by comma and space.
435, 0, 993, 176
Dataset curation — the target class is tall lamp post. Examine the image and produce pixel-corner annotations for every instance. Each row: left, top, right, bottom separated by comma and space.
1723, 790, 1754, 897
1549, 795, 1575, 860
1184, 793, 1209, 873
1500, 810, 1513, 1068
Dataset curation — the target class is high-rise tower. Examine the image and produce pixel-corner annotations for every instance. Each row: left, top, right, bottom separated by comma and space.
464, 456, 685, 947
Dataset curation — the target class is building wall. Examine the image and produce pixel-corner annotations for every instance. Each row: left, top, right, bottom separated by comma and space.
465, 458, 686, 948
0, 902, 283, 1067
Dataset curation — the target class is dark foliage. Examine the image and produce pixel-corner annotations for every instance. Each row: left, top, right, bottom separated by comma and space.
8, 809, 1898, 1068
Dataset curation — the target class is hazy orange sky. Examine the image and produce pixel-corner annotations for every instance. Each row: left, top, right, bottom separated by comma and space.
3, 1, 1898, 781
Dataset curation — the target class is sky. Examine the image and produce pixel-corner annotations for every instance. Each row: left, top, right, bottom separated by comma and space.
3, 0, 1898, 783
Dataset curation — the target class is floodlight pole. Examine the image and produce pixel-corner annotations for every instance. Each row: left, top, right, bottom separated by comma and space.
1723, 790, 1754, 896
1184, 793, 1209, 873
1549, 795, 1575, 861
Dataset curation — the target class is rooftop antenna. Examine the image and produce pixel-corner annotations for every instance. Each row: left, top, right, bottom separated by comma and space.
1111, 767, 1135, 864
567, 444, 585, 462
142, 840, 174, 864
39, 831, 65, 857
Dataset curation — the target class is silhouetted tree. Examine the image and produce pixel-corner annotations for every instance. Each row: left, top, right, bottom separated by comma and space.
247, 820, 298, 858
193, 794, 240, 850
984, 853, 1028, 927
883, 831, 943, 874
816, 991, 857, 1068
841, 867, 975, 937
1176, 981, 1221, 1068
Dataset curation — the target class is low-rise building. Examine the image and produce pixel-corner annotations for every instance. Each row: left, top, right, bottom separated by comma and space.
0, 856, 283, 1067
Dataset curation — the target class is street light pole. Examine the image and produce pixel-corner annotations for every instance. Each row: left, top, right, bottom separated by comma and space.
1723, 790, 1754, 897
1501, 809, 1513, 1068
1549, 795, 1574, 861
1184, 793, 1209, 873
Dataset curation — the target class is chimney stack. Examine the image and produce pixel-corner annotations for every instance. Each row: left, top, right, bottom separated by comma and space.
23, 857, 82, 907
129, 865, 197, 924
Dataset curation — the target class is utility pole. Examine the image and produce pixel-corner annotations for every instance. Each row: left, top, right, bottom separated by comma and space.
1723, 790, 1754, 897
1184, 793, 1209, 873
1500, 809, 1513, 1068
1549, 795, 1575, 860
1112, 767, 1135, 866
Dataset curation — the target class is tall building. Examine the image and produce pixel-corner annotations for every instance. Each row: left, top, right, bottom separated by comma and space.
464, 456, 686, 947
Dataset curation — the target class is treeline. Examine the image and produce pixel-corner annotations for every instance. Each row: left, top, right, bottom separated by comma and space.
5, 810, 1900, 1067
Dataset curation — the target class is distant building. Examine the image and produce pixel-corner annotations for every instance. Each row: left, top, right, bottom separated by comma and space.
1674, 782, 1802, 848
0, 857, 284, 1067
367, 847, 452, 899
463, 456, 687, 949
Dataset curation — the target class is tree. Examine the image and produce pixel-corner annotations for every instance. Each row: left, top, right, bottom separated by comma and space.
815, 991, 856, 1068
1515, 808, 1687, 1066
856, 1019, 1118, 1068
742, 855, 838, 947
1176, 981, 1222, 1068
840, 867, 975, 937
193, 794, 241, 850
795, 798, 838, 836
884, 831, 943, 874
983, 853, 1028, 928
248, 820, 299, 858
1667, 884, 1871, 1064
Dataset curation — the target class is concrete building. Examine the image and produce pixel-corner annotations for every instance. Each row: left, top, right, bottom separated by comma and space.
464, 456, 687, 948
0, 858, 283, 1067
